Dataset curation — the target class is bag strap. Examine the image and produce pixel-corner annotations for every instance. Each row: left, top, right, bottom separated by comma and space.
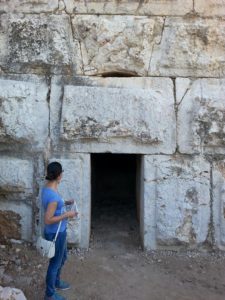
53, 220, 62, 243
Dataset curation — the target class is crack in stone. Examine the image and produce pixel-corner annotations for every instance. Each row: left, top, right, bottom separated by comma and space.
59, 84, 64, 126
46, 76, 52, 153
148, 17, 166, 75
207, 162, 215, 247
172, 78, 179, 153
135, 0, 145, 14
147, 43, 155, 75
78, 41, 85, 75
157, 17, 166, 45
177, 80, 193, 107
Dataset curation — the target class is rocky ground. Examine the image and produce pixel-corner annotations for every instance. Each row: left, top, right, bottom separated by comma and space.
1, 209, 225, 300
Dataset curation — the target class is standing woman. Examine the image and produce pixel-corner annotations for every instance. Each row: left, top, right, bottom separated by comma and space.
42, 162, 76, 300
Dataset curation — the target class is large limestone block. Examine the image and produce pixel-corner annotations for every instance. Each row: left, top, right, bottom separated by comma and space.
0, 14, 8, 68
0, 0, 58, 13
177, 78, 225, 154
2, 14, 73, 74
0, 75, 49, 149
0, 201, 32, 241
0, 157, 33, 195
64, 0, 192, 15
213, 160, 225, 250
58, 77, 176, 154
142, 155, 210, 249
72, 15, 164, 76
195, 0, 225, 17
150, 18, 225, 77
53, 156, 91, 247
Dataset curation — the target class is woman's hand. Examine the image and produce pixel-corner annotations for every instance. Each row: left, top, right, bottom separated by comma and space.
65, 211, 78, 218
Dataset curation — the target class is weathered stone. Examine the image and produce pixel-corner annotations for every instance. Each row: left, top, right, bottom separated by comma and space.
195, 0, 225, 17
0, 201, 32, 241
52, 156, 91, 247
0, 286, 27, 300
213, 160, 225, 250
0, 75, 49, 149
2, 14, 73, 74
0, 14, 8, 68
64, 0, 193, 15
58, 77, 176, 154
0, 0, 58, 13
142, 155, 210, 250
0, 210, 21, 243
49, 76, 63, 148
72, 15, 164, 76
177, 78, 225, 154
150, 18, 225, 77
0, 157, 33, 195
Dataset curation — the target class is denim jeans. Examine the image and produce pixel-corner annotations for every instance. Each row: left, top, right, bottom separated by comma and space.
44, 230, 67, 297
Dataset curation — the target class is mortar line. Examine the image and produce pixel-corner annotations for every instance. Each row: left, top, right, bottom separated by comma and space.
16, 12, 225, 20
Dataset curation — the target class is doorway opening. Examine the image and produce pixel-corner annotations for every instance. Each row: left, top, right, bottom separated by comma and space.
91, 154, 141, 250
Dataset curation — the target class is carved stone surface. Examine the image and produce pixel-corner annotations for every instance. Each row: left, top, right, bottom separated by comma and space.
0, 0, 58, 13
1, 14, 73, 74
58, 77, 176, 154
72, 15, 164, 76
195, 0, 225, 16
0, 201, 32, 240
150, 18, 225, 77
142, 155, 210, 249
213, 160, 225, 250
0, 14, 8, 68
0, 75, 49, 149
177, 78, 225, 154
0, 157, 33, 195
54, 156, 91, 247
64, 0, 193, 15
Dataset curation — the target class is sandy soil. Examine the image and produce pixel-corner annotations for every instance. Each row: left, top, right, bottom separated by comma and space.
1, 209, 225, 300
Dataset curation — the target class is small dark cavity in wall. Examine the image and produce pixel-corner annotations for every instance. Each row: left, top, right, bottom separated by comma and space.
101, 71, 140, 77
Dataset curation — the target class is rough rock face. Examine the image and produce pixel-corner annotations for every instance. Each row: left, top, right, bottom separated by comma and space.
0, 0, 58, 13
52, 156, 90, 248
0, 158, 33, 241
142, 155, 210, 249
72, 15, 164, 76
0, 158, 33, 195
150, 18, 225, 77
58, 77, 175, 154
213, 160, 225, 250
195, 0, 225, 16
0, 1, 224, 250
0, 14, 73, 74
177, 78, 225, 154
64, 0, 193, 15
0, 75, 49, 149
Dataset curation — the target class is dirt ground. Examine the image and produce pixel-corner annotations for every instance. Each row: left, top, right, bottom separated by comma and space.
1, 209, 225, 300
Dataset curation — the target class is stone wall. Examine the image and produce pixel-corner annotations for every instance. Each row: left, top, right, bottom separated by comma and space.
0, 0, 225, 250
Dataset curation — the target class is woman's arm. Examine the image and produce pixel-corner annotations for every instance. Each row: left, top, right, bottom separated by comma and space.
44, 201, 76, 225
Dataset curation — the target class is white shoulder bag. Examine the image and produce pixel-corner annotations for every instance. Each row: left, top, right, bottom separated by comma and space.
36, 220, 62, 259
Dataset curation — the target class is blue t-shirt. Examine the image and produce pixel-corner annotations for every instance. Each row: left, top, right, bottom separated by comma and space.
41, 187, 67, 233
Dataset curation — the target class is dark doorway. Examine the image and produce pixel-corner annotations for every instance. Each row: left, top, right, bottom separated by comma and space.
91, 154, 140, 250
